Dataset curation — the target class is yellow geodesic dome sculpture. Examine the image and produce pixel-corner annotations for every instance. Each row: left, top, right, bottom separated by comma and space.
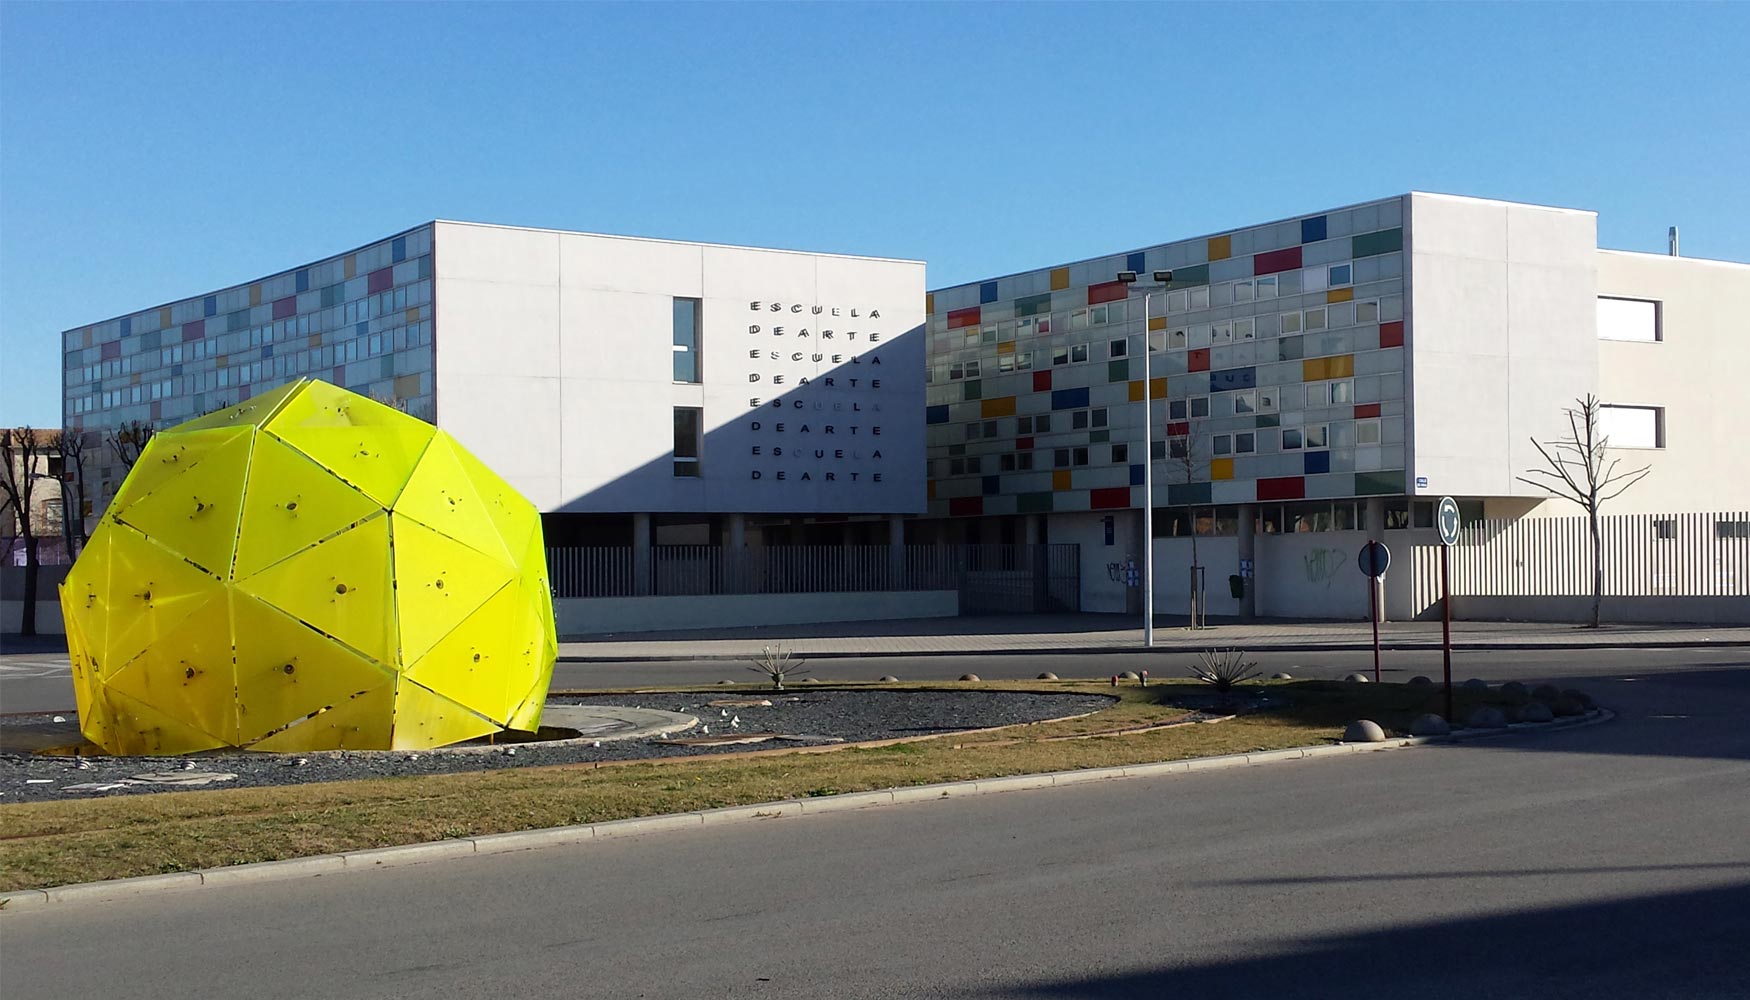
59, 378, 557, 755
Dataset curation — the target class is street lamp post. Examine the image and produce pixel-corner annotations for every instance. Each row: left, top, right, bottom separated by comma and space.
1116, 269, 1172, 648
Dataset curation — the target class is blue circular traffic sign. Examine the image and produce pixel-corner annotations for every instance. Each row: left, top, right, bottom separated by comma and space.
1358, 540, 1391, 578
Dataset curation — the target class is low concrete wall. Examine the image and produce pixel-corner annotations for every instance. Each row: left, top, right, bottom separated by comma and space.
1452, 595, 1750, 626
2, 600, 65, 635
556, 590, 960, 637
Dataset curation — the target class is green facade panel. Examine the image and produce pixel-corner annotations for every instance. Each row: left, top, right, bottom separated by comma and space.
1016, 492, 1054, 513
963, 379, 983, 401
1355, 470, 1406, 495
1167, 481, 1212, 506
1353, 227, 1403, 258
1167, 264, 1209, 288
1015, 293, 1053, 317
1108, 359, 1130, 382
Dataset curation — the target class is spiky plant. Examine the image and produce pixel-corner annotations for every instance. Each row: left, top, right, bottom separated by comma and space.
748, 644, 809, 691
1188, 648, 1260, 696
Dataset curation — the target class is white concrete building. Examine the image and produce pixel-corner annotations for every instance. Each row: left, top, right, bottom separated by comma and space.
919, 194, 1749, 622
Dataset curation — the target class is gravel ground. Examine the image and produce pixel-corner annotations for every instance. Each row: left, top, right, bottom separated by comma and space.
0, 690, 1114, 802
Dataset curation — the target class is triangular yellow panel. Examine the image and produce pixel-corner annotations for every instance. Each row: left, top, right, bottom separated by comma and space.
266, 381, 434, 507
237, 513, 396, 666
518, 525, 558, 655
403, 579, 524, 724
169, 379, 306, 434
103, 592, 239, 746
59, 524, 113, 683
61, 596, 101, 712
78, 692, 120, 756
390, 516, 516, 666
391, 680, 499, 751
246, 677, 396, 752
102, 524, 229, 675
231, 593, 396, 746
448, 433, 541, 557
102, 684, 228, 756
112, 430, 253, 578
233, 434, 385, 581
393, 434, 514, 566
109, 426, 252, 513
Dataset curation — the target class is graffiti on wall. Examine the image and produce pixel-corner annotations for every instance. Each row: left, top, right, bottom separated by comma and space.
1303, 547, 1347, 588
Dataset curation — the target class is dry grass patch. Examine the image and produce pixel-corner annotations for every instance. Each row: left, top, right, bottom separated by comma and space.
1, 679, 1524, 892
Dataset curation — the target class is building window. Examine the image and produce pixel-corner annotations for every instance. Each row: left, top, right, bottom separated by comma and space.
1328, 263, 1352, 287
1357, 418, 1382, 445
1213, 434, 1232, 456
1256, 275, 1277, 299
1234, 390, 1257, 415
1717, 520, 1750, 539
1654, 519, 1677, 540
1305, 307, 1327, 331
1109, 338, 1128, 358
672, 406, 702, 476
1054, 448, 1071, 468
1598, 404, 1665, 449
1356, 300, 1380, 324
1073, 447, 1090, 467
672, 298, 701, 383
1092, 407, 1109, 428
1072, 410, 1090, 430
1282, 428, 1303, 451
1597, 296, 1661, 342
1190, 396, 1210, 419
1304, 424, 1329, 449
1111, 443, 1129, 464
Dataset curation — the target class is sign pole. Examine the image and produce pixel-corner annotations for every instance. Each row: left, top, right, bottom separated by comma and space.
1442, 541, 1454, 723
1370, 577, 1381, 683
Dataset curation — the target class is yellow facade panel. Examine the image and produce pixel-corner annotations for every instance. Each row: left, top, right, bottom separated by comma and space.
980, 395, 1017, 418
1327, 287, 1354, 303
1050, 267, 1070, 290
1211, 458, 1235, 481
1208, 235, 1232, 261
1052, 470, 1072, 491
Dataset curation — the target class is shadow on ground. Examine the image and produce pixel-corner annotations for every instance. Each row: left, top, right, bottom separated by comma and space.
978, 879, 1750, 999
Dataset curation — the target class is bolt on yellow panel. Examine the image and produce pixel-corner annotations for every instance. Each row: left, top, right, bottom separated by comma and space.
403, 579, 524, 723
393, 434, 515, 567
391, 516, 516, 666
247, 677, 396, 752
102, 591, 240, 746
102, 684, 228, 756
59, 523, 114, 679
516, 523, 557, 656
231, 592, 398, 746
101, 523, 229, 676
61, 594, 100, 713
233, 434, 385, 580
391, 680, 500, 751
111, 431, 253, 578
237, 513, 397, 667
265, 381, 434, 508
109, 426, 252, 513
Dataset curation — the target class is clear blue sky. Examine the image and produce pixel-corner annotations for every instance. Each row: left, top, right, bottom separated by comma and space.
3, 2, 1746, 427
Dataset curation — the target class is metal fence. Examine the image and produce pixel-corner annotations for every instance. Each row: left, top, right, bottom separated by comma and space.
1451, 511, 1750, 597
546, 543, 1081, 612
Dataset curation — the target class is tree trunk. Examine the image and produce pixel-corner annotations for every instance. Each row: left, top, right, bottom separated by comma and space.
20, 534, 38, 636
1588, 512, 1603, 629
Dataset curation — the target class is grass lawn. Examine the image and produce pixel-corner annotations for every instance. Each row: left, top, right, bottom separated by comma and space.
0, 679, 1528, 892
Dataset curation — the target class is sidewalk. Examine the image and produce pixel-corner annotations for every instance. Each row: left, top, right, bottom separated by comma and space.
559, 614, 1750, 661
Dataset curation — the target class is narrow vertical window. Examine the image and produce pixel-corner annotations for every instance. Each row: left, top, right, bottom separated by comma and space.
673, 406, 702, 476
672, 297, 702, 383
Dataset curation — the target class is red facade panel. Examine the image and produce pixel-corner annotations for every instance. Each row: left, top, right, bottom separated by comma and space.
1253, 246, 1302, 275
1016, 436, 1034, 450
1380, 321, 1405, 348
947, 306, 982, 329
100, 341, 120, 360
1090, 486, 1133, 509
1088, 280, 1129, 305
1353, 403, 1382, 419
1033, 370, 1052, 392
272, 296, 297, 320
949, 496, 984, 517
368, 267, 393, 295
182, 320, 205, 341
1257, 476, 1306, 501
1188, 348, 1211, 372
1166, 421, 1190, 437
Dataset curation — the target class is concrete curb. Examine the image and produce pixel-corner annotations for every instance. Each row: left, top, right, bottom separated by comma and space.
0, 708, 1614, 912
560, 641, 1747, 662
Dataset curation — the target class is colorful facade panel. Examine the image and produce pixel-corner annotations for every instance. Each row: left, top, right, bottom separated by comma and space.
923, 197, 1409, 519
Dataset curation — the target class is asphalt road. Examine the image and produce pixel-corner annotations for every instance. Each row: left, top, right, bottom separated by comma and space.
5, 652, 1749, 998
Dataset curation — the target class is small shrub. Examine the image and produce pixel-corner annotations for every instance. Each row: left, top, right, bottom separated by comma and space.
748, 644, 808, 691
1189, 648, 1261, 694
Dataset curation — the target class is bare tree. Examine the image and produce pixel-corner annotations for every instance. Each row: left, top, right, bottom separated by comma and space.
1166, 412, 1210, 627
47, 429, 90, 552
1515, 394, 1651, 628
0, 427, 45, 635
106, 419, 155, 469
